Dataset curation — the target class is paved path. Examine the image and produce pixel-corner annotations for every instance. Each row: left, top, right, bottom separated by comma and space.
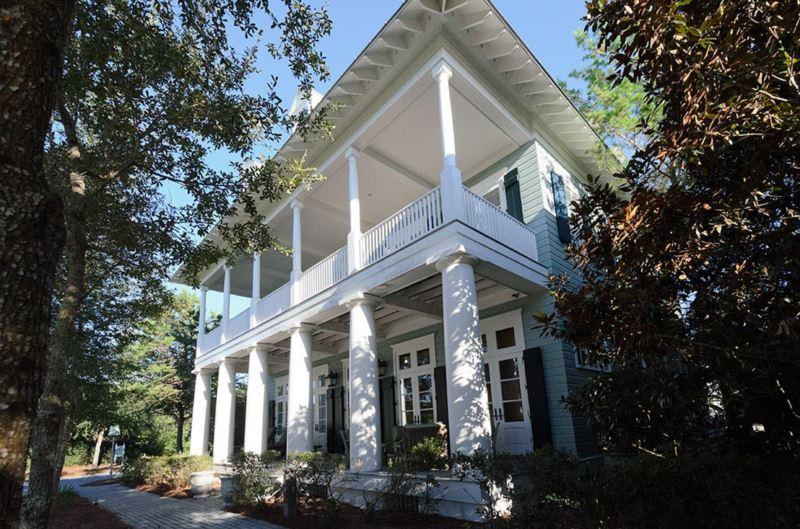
64, 476, 285, 529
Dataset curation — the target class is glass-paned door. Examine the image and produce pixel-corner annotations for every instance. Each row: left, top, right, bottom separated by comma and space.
393, 335, 436, 426
274, 376, 288, 445
312, 365, 329, 448
480, 312, 533, 454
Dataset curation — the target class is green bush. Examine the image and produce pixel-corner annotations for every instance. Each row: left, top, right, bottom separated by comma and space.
455, 449, 800, 529
121, 454, 213, 489
229, 450, 283, 507
286, 452, 347, 498
410, 436, 448, 470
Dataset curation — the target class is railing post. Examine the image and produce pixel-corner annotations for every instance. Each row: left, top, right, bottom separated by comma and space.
433, 59, 465, 224
251, 252, 261, 327
222, 265, 231, 341
346, 147, 362, 274
197, 285, 208, 354
290, 200, 303, 305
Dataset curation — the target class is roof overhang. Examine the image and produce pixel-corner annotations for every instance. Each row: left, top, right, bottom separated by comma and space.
172, 0, 608, 285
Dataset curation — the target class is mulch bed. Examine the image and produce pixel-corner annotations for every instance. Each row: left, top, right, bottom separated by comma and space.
133, 483, 194, 499
81, 478, 122, 487
228, 497, 483, 529
48, 495, 130, 529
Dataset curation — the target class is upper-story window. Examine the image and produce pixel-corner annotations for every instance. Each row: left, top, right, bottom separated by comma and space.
550, 170, 572, 243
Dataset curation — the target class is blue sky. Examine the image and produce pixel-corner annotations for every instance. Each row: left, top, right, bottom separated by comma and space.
177, 0, 590, 317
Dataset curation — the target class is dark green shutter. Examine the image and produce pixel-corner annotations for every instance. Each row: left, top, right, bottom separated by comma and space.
325, 387, 346, 454
379, 377, 396, 448
504, 169, 524, 222
433, 365, 450, 454
522, 347, 552, 449
550, 171, 572, 243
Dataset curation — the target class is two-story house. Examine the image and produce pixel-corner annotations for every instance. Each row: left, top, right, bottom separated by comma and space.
174, 0, 607, 510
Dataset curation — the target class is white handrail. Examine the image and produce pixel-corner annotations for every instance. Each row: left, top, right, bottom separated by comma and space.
463, 187, 539, 262
360, 186, 443, 268
199, 325, 223, 355
256, 282, 290, 323
298, 246, 348, 301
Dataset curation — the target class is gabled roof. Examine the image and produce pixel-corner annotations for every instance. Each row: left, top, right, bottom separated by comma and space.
280, 0, 605, 176
172, 0, 605, 285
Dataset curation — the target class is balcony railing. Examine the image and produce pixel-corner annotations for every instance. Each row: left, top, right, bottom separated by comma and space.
463, 187, 539, 262
198, 184, 539, 356
257, 282, 290, 322
298, 246, 348, 300
360, 186, 443, 268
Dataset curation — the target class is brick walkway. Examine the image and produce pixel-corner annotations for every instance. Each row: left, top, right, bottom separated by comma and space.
64, 476, 285, 529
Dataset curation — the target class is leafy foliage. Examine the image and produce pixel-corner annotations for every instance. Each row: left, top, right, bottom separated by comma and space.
456, 448, 800, 529
121, 454, 213, 489
539, 0, 800, 457
409, 436, 448, 470
229, 450, 284, 507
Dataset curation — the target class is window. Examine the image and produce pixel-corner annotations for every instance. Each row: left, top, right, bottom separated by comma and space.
393, 337, 437, 426
495, 327, 516, 349
504, 169, 524, 222
550, 170, 572, 243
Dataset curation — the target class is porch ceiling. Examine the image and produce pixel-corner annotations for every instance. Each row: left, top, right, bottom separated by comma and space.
216, 70, 521, 296
238, 271, 533, 371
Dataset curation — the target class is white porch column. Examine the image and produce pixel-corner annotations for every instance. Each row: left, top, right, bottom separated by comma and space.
346, 147, 362, 273
286, 324, 314, 454
189, 369, 212, 455
213, 359, 237, 464
197, 285, 208, 352
222, 265, 232, 340
436, 253, 492, 455
290, 200, 304, 305
433, 60, 465, 222
243, 344, 270, 454
250, 252, 261, 326
345, 294, 381, 472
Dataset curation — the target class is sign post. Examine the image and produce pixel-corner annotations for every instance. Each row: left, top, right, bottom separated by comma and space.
108, 425, 120, 478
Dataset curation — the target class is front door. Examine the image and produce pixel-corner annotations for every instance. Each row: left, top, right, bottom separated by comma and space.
312, 365, 329, 448
393, 335, 437, 426
481, 312, 533, 454
274, 376, 288, 445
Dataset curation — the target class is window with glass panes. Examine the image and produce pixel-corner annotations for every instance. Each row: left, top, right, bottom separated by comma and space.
394, 338, 436, 425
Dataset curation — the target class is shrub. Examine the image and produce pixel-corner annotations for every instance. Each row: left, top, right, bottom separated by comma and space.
286, 452, 347, 499
455, 449, 800, 529
229, 450, 283, 507
410, 436, 448, 470
121, 454, 213, 489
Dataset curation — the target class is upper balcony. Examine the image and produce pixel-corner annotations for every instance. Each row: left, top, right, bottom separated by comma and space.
184, 50, 573, 361
198, 181, 539, 356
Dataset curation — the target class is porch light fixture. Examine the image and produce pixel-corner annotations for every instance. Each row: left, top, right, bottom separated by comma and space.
378, 359, 388, 377
326, 370, 339, 387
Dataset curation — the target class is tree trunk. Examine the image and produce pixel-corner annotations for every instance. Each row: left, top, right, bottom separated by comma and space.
21, 172, 87, 529
0, 1, 73, 527
176, 412, 185, 454
91, 429, 105, 468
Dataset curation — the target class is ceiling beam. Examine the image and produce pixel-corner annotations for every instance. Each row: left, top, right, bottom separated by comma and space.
361, 147, 434, 191
315, 321, 386, 341
382, 294, 443, 320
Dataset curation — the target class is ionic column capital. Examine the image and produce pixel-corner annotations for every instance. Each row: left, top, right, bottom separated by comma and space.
288, 322, 315, 335
435, 252, 478, 272
432, 59, 454, 82
345, 146, 361, 160
340, 292, 382, 310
